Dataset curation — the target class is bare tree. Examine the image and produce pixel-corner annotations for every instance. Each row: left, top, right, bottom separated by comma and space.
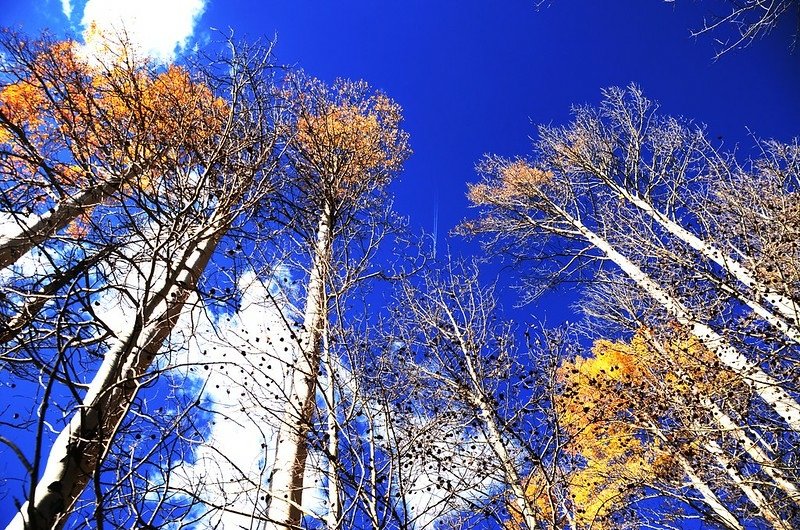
688, 0, 799, 57
533, 1, 799, 57
462, 86, 800, 527
2, 35, 282, 530
371, 260, 559, 530
265, 73, 410, 529
463, 86, 800, 431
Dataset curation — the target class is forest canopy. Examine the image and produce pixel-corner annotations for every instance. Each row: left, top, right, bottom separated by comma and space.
0, 3, 798, 530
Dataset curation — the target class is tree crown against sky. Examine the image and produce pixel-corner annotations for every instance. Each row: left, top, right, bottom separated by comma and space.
0, 1, 798, 530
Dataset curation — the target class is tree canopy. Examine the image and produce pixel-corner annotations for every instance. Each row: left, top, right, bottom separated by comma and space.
0, 12, 798, 530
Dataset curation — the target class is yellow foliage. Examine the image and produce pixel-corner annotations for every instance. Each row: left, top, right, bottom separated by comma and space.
569, 448, 648, 530
552, 332, 678, 529
548, 327, 748, 529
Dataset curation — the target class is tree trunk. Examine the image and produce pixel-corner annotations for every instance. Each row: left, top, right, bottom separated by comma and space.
469, 394, 538, 530
704, 399, 800, 507
5, 226, 222, 530
267, 201, 333, 529
554, 201, 800, 432
321, 315, 341, 530
0, 177, 122, 270
600, 177, 800, 344
644, 331, 800, 506
443, 306, 539, 530
644, 420, 744, 530
702, 438, 791, 530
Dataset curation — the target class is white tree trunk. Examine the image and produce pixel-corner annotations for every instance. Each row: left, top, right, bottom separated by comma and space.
703, 397, 800, 507
267, 201, 333, 529
557, 203, 800, 432
443, 307, 539, 530
702, 439, 791, 530
699, 270, 800, 345
601, 178, 800, 344
645, 331, 800, 505
0, 177, 121, 270
644, 420, 744, 530
321, 316, 341, 530
671, 447, 744, 530
470, 395, 538, 530
6, 226, 222, 530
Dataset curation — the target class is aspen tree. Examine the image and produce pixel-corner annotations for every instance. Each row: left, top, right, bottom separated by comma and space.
464, 89, 800, 433
0, 31, 227, 271
266, 74, 409, 529
384, 261, 551, 530
3, 36, 281, 530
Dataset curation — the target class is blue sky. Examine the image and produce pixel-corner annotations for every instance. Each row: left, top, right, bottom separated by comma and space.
0, 2, 798, 526
2, 0, 798, 263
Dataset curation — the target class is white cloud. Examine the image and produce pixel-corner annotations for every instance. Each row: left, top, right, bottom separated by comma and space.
79, 0, 207, 63
166, 269, 328, 528
60, 0, 72, 19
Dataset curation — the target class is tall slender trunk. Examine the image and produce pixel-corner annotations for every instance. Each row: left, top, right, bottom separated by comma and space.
643, 419, 744, 530
598, 175, 800, 343
365, 409, 381, 530
701, 438, 791, 530
552, 201, 800, 431
267, 200, 333, 529
695, 266, 800, 345
469, 392, 538, 530
442, 305, 538, 530
703, 398, 800, 506
6, 226, 222, 530
321, 313, 341, 530
0, 177, 122, 270
644, 331, 800, 506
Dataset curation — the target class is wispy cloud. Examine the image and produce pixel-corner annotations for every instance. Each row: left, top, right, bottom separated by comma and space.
60, 0, 73, 20
78, 0, 207, 63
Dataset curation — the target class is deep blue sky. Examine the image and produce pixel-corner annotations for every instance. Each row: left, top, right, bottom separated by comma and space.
3, 0, 798, 258
1, 0, 798, 327
0, 2, 798, 526
200, 0, 800, 242
216, 1, 800, 249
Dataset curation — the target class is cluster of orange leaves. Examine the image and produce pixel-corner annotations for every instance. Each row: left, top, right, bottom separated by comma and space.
291, 78, 408, 197
0, 35, 228, 193
0, 80, 46, 142
467, 159, 552, 207
0, 34, 229, 238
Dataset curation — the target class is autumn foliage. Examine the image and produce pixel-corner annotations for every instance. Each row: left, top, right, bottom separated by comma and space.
555, 336, 655, 529
285, 74, 409, 204
0, 31, 227, 211
2, 22, 799, 530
